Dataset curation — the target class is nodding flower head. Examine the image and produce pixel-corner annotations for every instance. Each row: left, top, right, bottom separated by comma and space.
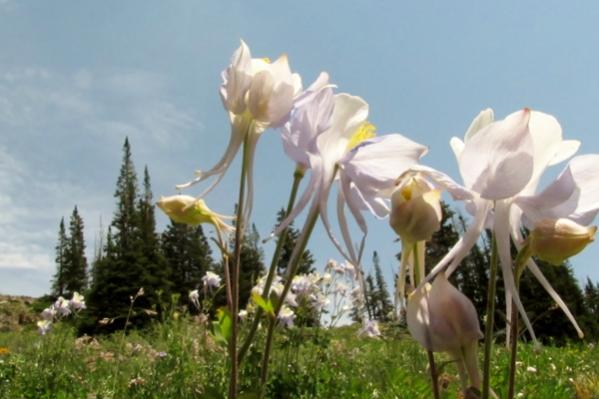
157, 195, 234, 236
528, 218, 596, 265
390, 173, 442, 244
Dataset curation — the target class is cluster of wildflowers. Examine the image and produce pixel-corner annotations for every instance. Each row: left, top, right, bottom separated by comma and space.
154, 39, 599, 398
37, 292, 86, 335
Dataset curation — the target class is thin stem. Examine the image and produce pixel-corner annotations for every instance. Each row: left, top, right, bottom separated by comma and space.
413, 242, 439, 399
228, 130, 251, 399
259, 203, 320, 398
507, 257, 528, 399
482, 235, 498, 399
238, 168, 304, 363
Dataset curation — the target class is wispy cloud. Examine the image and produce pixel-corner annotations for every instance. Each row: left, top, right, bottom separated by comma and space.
0, 66, 204, 295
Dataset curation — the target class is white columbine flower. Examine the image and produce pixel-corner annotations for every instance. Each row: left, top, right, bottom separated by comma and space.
178, 40, 302, 222
69, 292, 86, 311
358, 319, 381, 338
54, 297, 71, 317
37, 320, 52, 335
413, 108, 599, 343
278, 305, 296, 328
189, 289, 200, 309
202, 271, 222, 290
41, 306, 57, 321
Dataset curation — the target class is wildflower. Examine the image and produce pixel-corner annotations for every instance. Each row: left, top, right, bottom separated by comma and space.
278, 305, 296, 328
178, 41, 302, 222
390, 173, 442, 244
407, 273, 482, 389
0, 347, 9, 356
527, 218, 596, 265
202, 271, 222, 290
526, 366, 537, 373
69, 291, 86, 311
189, 289, 200, 310
41, 306, 57, 321
358, 319, 381, 338
413, 108, 599, 342
157, 195, 234, 244
37, 320, 52, 335
54, 297, 71, 317
238, 309, 248, 321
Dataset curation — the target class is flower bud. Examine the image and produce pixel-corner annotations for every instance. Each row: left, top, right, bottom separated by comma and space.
529, 218, 596, 265
389, 175, 442, 244
157, 195, 234, 234
407, 273, 482, 353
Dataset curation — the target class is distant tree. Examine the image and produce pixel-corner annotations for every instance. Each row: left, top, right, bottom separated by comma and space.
372, 251, 393, 321
162, 221, 214, 305
238, 224, 265, 308
275, 208, 315, 277
51, 217, 68, 297
62, 206, 88, 295
364, 274, 377, 320
582, 278, 599, 340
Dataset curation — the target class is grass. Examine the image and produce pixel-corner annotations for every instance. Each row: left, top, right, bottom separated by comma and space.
1, 315, 598, 399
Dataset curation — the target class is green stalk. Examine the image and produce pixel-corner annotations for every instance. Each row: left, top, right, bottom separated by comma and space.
259, 203, 320, 398
482, 234, 499, 399
507, 248, 530, 399
413, 242, 439, 399
228, 130, 251, 399
238, 168, 304, 364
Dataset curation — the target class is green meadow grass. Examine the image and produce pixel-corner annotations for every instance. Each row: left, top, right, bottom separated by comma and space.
1, 318, 598, 398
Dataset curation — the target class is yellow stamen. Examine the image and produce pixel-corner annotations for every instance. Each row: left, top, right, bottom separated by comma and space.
347, 121, 376, 151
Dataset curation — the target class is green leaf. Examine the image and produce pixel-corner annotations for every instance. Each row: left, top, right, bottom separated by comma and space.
252, 292, 275, 317
211, 307, 232, 345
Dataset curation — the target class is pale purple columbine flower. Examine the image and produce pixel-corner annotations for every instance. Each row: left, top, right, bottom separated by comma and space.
202, 271, 222, 290
54, 297, 71, 317
278, 305, 296, 328
177, 40, 302, 223
413, 108, 599, 344
189, 289, 200, 310
69, 292, 86, 311
41, 306, 57, 321
358, 319, 381, 338
37, 320, 52, 335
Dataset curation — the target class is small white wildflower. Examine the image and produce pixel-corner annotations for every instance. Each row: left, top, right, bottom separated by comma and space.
37, 320, 52, 335
189, 289, 200, 309
238, 309, 248, 321
278, 305, 296, 328
359, 320, 381, 338
69, 292, 86, 311
202, 271, 222, 289
526, 366, 537, 373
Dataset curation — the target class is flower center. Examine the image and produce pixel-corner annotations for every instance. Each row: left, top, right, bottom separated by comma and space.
347, 121, 376, 151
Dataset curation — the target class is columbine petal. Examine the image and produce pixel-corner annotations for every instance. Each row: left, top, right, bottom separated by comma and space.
459, 109, 534, 199
219, 40, 253, 115
515, 154, 599, 225
464, 108, 494, 141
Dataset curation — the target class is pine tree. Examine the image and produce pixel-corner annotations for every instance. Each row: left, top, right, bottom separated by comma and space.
51, 218, 68, 297
63, 206, 88, 295
275, 208, 316, 276
365, 274, 377, 319
582, 278, 599, 340
372, 251, 393, 321
162, 221, 214, 305
238, 224, 265, 308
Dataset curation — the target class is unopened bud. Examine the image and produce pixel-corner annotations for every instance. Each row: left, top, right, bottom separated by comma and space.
390, 175, 442, 244
529, 218, 596, 265
157, 195, 234, 234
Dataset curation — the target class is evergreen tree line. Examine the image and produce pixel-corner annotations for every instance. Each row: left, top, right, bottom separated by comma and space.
51, 138, 316, 333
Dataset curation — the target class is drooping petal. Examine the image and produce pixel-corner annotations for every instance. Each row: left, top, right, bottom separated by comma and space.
494, 201, 538, 345
409, 164, 474, 201
515, 154, 599, 225
458, 109, 534, 200
176, 113, 250, 192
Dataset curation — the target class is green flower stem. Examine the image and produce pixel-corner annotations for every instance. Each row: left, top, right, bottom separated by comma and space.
413, 242, 440, 399
482, 234, 499, 399
507, 248, 530, 399
228, 130, 251, 399
238, 168, 304, 364
259, 202, 321, 398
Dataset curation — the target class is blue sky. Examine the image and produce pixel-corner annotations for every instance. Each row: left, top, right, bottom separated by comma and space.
1, 1, 599, 297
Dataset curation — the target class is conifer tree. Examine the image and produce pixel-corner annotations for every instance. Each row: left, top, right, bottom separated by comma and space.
372, 251, 393, 321
162, 221, 214, 305
51, 217, 68, 297
238, 224, 265, 308
274, 208, 315, 276
63, 206, 88, 295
